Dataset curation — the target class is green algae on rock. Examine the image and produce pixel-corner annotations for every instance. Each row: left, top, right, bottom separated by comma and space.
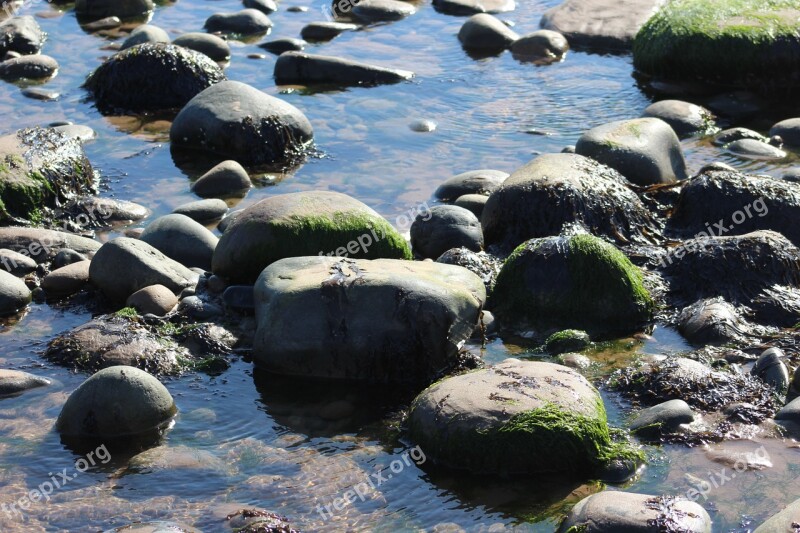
490, 234, 654, 335
633, 0, 800, 91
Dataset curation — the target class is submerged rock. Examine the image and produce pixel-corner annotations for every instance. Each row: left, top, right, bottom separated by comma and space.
274, 52, 413, 86
213, 191, 411, 284
544, 329, 590, 354
75, 0, 153, 21
490, 234, 654, 335
0, 54, 58, 81
0, 369, 49, 397
84, 43, 226, 114
170, 81, 314, 168
409, 359, 637, 475
753, 497, 800, 532
254, 257, 485, 383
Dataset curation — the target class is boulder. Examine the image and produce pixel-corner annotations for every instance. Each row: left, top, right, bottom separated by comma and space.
0, 248, 36, 275
0, 16, 45, 56
244, 0, 277, 14
458, 13, 518, 51
41, 260, 91, 298
84, 43, 226, 114
770, 118, 800, 147
453, 194, 487, 218
490, 234, 654, 335
190, 160, 252, 198
274, 51, 413, 86
170, 80, 314, 168
254, 257, 485, 383
0, 369, 49, 397
409, 359, 634, 475
89, 238, 198, 303
0, 54, 58, 81
630, 399, 695, 438
481, 153, 660, 250
677, 298, 749, 345
641, 99, 715, 137
139, 214, 218, 271
434, 168, 507, 200
173, 199, 228, 222
258, 37, 306, 54
714, 127, 766, 146
775, 396, 800, 424
725, 139, 786, 160
0, 227, 100, 262
410, 205, 483, 259
544, 329, 590, 354
120, 24, 169, 50
126, 284, 179, 316
212, 191, 411, 283
300, 22, 358, 42
351, 0, 416, 23
53, 249, 87, 269
172, 33, 231, 62
204, 9, 272, 35
0, 266, 30, 316
751, 347, 789, 392
575, 117, 688, 185
510, 30, 569, 63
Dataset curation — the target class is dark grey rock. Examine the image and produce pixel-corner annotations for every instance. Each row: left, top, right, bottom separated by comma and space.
81, 16, 122, 31
300, 22, 358, 42
0, 54, 58, 81
258, 37, 307, 54
172, 33, 231, 62
139, 214, 218, 271
434, 169, 507, 201
454, 193, 487, 218
510, 30, 568, 63
751, 347, 789, 392
217, 210, 242, 233
274, 51, 413, 86
433, 0, 514, 16
244, 0, 277, 14
204, 9, 273, 35
173, 199, 228, 222
0, 369, 49, 397
120, 24, 169, 50
352, 0, 415, 23
725, 138, 786, 160
0, 228, 100, 263
75, 0, 152, 21
222, 284, 254, 309
22, 88, 60, 101
630, 399, 695, 438
179, 295, 223, 319
0, 248, 36, 275
769, 118, 800, 147
642, 99, 715, 137
713, 127, 766, 146
191, 160, 252, 198
776, 396, 800, 424
0, 16, 45, 56
677, 298, 750, 345
436, 247, 502, 294
458, 13, 518, 51
410, 205, 483, 259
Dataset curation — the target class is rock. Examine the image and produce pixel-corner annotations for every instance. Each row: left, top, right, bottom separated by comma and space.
775, 396, 800, 424
66, 196, 149, 227
436, 247, 501, 294
432, 0, 514, 16
0, 369, 49, 397
274, 51, 413, 86
770, 118, 800, 147
542, 0, 666, 51
510, 30, 569, 63
751, 347, 789, 392
409, 118, 436, 132
0, 248, 36, 275
139, 214, 218, 271
104, 521, 200, 533
677, 298, 749, 345
222, 285, 254, 310
170, 80, 314, 168
258, 37, 306, 54
120, 24, 169, 50
81, 16, 122, 31
559, 491, 711, 532
0, 54, 58, 81
244, 0, 277, 14
52, 249, 87, 269
52, 124, 96, 142
204, 9, 273, 35
630, 399, 695, 438
641, 99, 715, 137
713, 126, 766, 146
22, 88, 60, 101
544, 329, 590, 354
633, 0, 800, 90
410, 205, 483, 259
41, 260, 91, 298
754, 497, 800, 533
434, 169, 507, 200
453, 194, 487, 218
179, 295, 223, 319
190, 160, 252, 198
75, 0, 153, 21
557, 352, 591, 369
126, 284, 178, 316
783, 168, 800, 183
575, 117, 688, 185
213, 191, 411, 283
173, 199, 228, 222
490, 234, 654, 335
89, 238, 198, 303
725, 138, 786, 160
705, 441, 773, 470
56, 366, 176, 440
0, 227, 100, 262
254, 257, 485, 383
172, 32, 231, 62
351, 0, 416, 23
300, 22, 358, 42
481, 153, 660, 250
84, 43, 226, 114
0, 267, 30, 316
457, 14, 518, 51
0, 16, 45, 56
409, 359, 631, 475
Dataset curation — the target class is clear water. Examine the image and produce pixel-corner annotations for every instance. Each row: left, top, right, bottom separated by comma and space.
1, 0, 799, 530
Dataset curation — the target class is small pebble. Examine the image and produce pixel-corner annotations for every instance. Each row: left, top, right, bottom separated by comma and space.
82, 16, 121, 31
409, 119, 437, 132
22, 88, 59, 101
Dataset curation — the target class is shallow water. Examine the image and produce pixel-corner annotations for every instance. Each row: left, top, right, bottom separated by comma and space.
2, 0, 800, 530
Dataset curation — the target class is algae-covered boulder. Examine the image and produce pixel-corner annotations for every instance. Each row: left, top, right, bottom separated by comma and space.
84, 43, 226, 114
213, 191, 411, 284
0, 128, 94, 222
254, 256, 485, 383
633, 0, 800, 91
481, 153, 659, 250
490, 234, 654, 335
409, 359, 638, 475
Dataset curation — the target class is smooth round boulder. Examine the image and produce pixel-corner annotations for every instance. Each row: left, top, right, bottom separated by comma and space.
244, 0, 277, 14
258, 37, 306, 54
575, 117, 688, 185
84, 43, 226, 114
559, 491, 712, 533
173, 199, 228, 222
213, 191, 412, 283
751, 347, 789, 392
629, 399, 695, 439
300, 22, 358, 42
126, 284, 178, 316
120, 24, 169, 50
0, 54, 58, 81
56, 366, 176, 440
0, 369, 49, 397
490, 234, 654, 335
434, 169, 507, 201
641, 99, 715, 137
41, 260, 91, 298
0, 248, 36, 275
677, 298, 749, 345
775, 396, 800, 425
172, 33, 231, 62
170, 81, 314, 167
0, 16, 45, 56
409, 359, 627, 475
274, 51, 414, 86
725, 138, 786, 160
351, 0, 416, 23
139, 214, 218, 271
481, 153, 660, 250
191, 160, 252, 198
510, 30, 568, 63
410, 205, 483, 259
204, 9, 272, 35
458, 14, 518, 51
75, 0, 153, 21
0, 269, 31, 316
770, 118, 800, 147
453, 194, 487, 218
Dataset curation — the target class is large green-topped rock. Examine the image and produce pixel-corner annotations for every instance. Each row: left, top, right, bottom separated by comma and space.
212, 191, 412, 283
634, 0, 800, 90
490, 234, 654, 335
0, 127, 94, 222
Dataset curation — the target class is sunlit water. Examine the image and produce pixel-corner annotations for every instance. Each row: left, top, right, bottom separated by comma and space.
1, 0, 799, 530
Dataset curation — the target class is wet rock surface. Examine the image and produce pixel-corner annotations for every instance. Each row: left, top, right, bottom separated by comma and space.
274, 51, 414, 87
0, 369, 49, 396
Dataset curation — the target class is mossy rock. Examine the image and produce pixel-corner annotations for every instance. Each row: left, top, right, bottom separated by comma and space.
213, 191, 412, 284
409, 359, 642, 476
490, 234, 654, 335
0, 127, 95, 223
633, 0, 800, 91
545, 329, 591, 354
